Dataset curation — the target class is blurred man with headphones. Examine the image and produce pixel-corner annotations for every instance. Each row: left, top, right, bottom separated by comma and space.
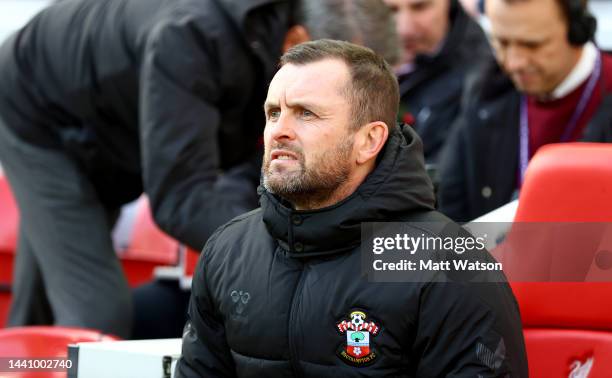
437, 0, 612, 221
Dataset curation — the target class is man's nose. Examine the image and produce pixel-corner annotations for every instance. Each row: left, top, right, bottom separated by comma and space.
269, 112, 297, 141
396, 9, 417, 39
504, 45, 528, 72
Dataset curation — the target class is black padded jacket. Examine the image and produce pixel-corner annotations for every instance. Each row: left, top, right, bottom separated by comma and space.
176, 126, 528, 377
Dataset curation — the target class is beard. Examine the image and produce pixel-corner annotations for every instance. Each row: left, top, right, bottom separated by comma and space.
262, 136, 354, 209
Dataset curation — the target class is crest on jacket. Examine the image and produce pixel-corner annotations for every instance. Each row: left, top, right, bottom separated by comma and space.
336, 310, 380, 366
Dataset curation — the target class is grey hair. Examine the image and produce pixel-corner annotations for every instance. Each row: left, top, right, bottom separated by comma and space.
295, 0, 400, 65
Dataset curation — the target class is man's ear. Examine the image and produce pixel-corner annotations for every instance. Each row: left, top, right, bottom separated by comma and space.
354, 122, 389, 165
282, 25, 311, 52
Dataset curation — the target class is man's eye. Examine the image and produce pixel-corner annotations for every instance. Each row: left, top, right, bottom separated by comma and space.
522, 41, 541, 50
494, 39, 508, 49
412, 3, 428, 11
387, 4, 399, 13
268, 109, 280, 120
301, 109, 315, 118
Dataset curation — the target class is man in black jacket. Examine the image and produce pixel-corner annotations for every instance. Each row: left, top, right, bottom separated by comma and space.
438, 0, 612, 222
383, 0, 492, 163
176, 39, 527, 377
0, 0, 397, 337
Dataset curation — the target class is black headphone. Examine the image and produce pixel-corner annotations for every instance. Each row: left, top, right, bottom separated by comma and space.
566, 0, 597, 45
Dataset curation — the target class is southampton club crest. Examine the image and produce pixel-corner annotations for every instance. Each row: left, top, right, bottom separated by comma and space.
336, 310, 380, 366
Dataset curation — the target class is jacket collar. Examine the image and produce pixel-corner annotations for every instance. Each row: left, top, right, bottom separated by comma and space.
260, 125, 436, 258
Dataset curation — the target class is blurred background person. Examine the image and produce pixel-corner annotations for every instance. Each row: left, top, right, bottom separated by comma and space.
383, 0, 491, 164
438, 0, 612, 222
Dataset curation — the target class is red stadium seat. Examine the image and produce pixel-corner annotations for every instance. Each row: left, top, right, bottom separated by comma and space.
0, 326, 119, 378
0, 174, 18, 328
0, 173, 18, 275
121, 196, 203, 288
0, 326, 118, 356
524, 329, 612, 377
515, 143, 612, 222
119, 196, 180, 287
184, 247, 200, 278
502, 143, 612, 377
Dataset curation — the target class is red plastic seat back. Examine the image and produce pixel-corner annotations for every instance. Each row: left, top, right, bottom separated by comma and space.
502, 143, 612, 376
0, 174, 18, 328
506, 144, 612, 329
0, 326, 118, 356
0, 326, 118, 378
515, 143, 612, 222
123, 196, 179, 264
0, 174, 19, 255
510, 282, 612, 329
525, 329, 612, 378
118, 196, 180, 286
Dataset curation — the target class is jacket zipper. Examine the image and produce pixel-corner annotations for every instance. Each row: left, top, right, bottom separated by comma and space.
288, 268, 306, 377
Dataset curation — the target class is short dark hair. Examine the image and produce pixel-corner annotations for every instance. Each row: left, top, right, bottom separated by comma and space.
280, 39, 399, 132
490, 0, 595, 45
493, 0, 586, 27
555, 0, 588, 23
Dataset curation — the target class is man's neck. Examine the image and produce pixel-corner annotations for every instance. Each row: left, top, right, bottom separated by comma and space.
292, 185, 356, 211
